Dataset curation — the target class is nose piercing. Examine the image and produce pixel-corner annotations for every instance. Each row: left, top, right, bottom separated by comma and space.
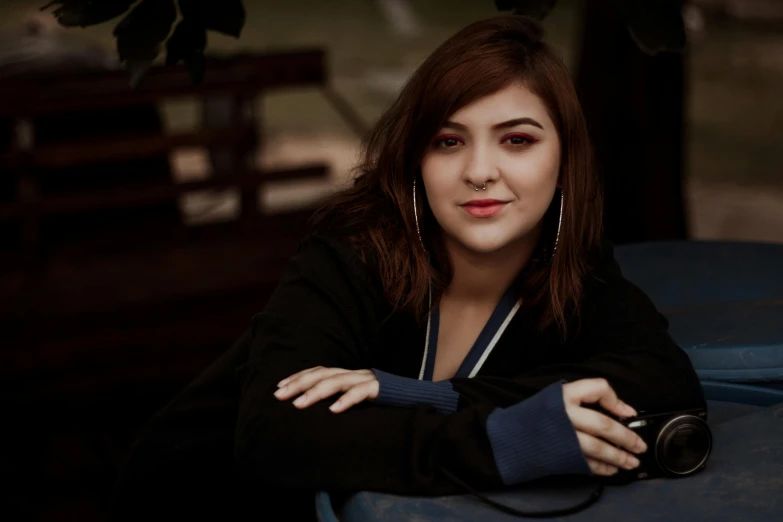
473, 183, 487, 191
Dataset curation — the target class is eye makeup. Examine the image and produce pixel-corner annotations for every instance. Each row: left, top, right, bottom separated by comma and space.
432, 134, 464, 148
432, 131, 540, 149
500, 132, 539, 145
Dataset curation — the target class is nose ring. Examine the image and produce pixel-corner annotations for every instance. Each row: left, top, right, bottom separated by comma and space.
473, 183, 487, 191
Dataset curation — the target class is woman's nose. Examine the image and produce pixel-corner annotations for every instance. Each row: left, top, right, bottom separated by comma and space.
462, 148, 499, 188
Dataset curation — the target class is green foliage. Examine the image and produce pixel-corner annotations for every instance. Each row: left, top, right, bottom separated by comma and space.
113, 0, 176, 87
41, 0, 246, 86
41, 0, 683, 87
41, 0, 136, 26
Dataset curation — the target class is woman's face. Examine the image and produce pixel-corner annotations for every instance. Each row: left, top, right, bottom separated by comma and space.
420, 83, 561, 255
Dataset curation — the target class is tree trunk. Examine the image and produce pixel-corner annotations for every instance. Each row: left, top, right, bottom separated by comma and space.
574, 0, 688, 244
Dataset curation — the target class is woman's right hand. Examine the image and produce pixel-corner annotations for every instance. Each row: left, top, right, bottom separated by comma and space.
562, 378, 648, 476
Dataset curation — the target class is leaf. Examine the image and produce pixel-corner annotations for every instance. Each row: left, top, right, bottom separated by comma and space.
127, 59, 153, 89
178, 0, 246, 38
184, 51, 206, 84
166, 17, 207, 82
166, 18, 206, 66
608, 0, 686, 55
113, 0, 176, 85
41, 0, 137, 27
494, 0, 557, 19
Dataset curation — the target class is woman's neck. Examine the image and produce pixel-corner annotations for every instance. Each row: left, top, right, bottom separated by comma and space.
443, 233, 540, 304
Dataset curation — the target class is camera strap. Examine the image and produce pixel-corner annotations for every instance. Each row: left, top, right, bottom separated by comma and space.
443, 468, 604, 518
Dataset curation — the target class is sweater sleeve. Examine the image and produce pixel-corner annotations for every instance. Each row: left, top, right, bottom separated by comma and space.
370, 371, 589, 482
234, 236, 588, 496
372, 369, 459, 414
370, 242, 705, 416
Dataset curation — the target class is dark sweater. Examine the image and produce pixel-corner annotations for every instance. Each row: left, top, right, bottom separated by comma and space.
111, 232, 706, 520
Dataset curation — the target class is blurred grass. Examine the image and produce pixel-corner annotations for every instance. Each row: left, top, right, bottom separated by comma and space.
688, 18, 783, 188
1, 0, 781, 188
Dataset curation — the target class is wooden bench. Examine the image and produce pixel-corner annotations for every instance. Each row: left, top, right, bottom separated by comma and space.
0, 49, 334, 388
1, 50, 350, 516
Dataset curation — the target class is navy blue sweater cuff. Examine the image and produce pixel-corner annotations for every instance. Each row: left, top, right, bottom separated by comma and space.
486, 381, 590, 485
371, 369, 459, 414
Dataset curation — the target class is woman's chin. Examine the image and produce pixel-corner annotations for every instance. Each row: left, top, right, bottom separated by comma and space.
448, 225, 540, 256
454, 234, 514, 255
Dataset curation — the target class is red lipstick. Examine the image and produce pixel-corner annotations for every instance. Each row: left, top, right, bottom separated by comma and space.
461, 199, 507, 218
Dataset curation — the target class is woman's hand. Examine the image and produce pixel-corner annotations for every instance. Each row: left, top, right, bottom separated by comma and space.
274, 367, 379, 413
563, 378, 648, 477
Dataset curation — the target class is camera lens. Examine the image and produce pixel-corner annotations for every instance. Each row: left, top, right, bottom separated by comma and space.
655, 415, 712, 476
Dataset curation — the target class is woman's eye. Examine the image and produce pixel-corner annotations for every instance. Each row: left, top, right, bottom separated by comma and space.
435, 136, 462, 148
503, 133, 536, 146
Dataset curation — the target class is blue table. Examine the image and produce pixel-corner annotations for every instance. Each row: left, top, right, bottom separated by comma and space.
614, 241, 783, 386
316, 381, 783, 522
316, 241, 783, 520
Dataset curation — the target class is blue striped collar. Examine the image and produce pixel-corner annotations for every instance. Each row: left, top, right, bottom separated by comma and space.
418, 285, 522, 381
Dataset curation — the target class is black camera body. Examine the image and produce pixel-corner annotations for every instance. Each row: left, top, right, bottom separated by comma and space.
608, 408, 712, 484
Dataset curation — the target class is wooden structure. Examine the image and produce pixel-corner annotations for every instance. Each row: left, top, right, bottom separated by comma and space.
0, 49, 332, 385
575, 0, 688, 244
0, 50, 337, 518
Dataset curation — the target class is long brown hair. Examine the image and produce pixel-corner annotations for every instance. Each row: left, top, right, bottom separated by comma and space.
312, 15, 603, 334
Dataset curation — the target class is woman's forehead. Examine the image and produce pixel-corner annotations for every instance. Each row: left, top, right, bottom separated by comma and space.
445, 84, 553, 129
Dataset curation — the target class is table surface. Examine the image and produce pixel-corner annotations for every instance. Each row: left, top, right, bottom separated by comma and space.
614, 241, 783, 383
327, 400, 783, 522
613, 241, 783, 308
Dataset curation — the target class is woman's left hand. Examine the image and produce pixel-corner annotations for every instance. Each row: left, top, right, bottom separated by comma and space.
274, 367, 379, 413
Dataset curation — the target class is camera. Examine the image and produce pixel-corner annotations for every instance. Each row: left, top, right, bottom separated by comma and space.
607, 408, 712, 483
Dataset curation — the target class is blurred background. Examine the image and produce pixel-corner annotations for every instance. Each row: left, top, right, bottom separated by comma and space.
0, 0, 781, 520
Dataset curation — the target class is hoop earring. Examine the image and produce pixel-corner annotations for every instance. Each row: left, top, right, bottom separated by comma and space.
550, 189, 563, 264
413, 178, 425, 250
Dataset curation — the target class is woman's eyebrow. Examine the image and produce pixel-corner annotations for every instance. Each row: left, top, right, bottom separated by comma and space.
442, 117, 544, 131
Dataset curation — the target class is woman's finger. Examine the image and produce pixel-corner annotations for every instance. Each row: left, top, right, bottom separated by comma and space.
570, 407, 647, 455
585, 457, 618, 477
329, 381, 379, 413
576, 431, 641, 471
618, 401, 637, 418
563, 378, 635, 419
275, 367, 348, 400
279, 366, 339, 390
597, 393, 637, 420
292, 372, 375, 408
277, 367, 323, 388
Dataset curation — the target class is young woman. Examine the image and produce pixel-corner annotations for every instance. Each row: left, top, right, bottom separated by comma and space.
112, 14, 705, 521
